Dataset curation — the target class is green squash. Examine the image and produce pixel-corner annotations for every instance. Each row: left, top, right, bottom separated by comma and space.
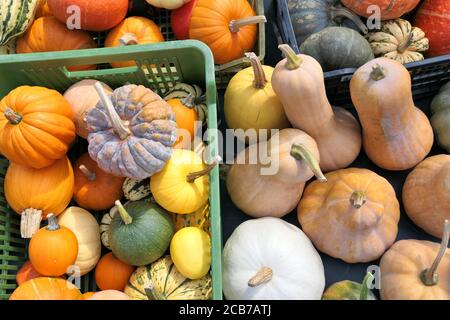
0, 0, 40, 46
431, 82, 450, 153
109, 200, 174, 266
322, 273, 377, 300
300, 27, 374, 71
288, 0, 368, 45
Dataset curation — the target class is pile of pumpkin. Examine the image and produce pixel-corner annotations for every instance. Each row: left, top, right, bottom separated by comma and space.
0, 78, 216, 300
221, 43, 450, 300
285, 0, 449, 72
0, 0, 266, 67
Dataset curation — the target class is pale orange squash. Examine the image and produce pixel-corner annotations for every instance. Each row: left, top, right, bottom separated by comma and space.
9, 278, 82, 300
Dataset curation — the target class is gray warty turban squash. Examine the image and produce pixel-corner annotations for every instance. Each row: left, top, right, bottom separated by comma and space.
86, 83, 178, 180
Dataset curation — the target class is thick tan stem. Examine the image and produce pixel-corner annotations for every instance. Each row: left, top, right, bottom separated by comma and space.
229, 15, 267, 33
290, 144, 327, 183
350, 191, 367, 209
245, 52, 267, 89
4, 107, 22, 124
186, 155, 222, 183
370, 64, 386, 81
398, 33, 414, 53
79, 165, 96, 181
20, 208, 43, 238
46, 214, 60, 231
278, 44, 303, 70
115, 200, 133, 225
119, 33, 138, 46
248, 267, 273, 287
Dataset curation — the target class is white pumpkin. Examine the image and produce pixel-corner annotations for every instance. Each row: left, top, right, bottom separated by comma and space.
145, 0, 191, 10
58, 207, 101, 276
223, 217, 325, 300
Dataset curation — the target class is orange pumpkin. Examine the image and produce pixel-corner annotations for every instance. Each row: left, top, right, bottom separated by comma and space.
74, 153, 125, 211
16, 17, 96, 71
341, 0, 420, 20
88, 290, 131, 300
167, 96, 198, 149
5, 156, 75, 238
36, 0, 52, 17
105, 16, 164, 68
9, 278, 82, 300
0, 85, 76, 169
95, 252, 135, 291
16, 261, 43, 285
29, 214, 79, 277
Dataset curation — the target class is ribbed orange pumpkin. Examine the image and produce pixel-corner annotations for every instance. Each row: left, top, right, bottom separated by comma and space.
36, 0, 52, 17
167, 96, 198, 149
341, 0, 420, 20
9, 278, 82, 300
95, 252, 135, 291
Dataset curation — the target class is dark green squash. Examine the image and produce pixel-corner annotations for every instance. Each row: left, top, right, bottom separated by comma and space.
288, 0, 368, 45
300, 27, 374, 71
431, 82, 450, 153
109, 200, 174, 266
322, 273, 377, 300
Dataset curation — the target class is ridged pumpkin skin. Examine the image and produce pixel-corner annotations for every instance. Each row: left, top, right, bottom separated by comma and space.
9, 277, 82, 300
166, 97, 198, 149
431, 82, 450, 152
341, 0, 420, 20
124, 255, 212, 300
16, 17, 96, 71
0, 85, 76, 168
298, 168, 400, 263
0, 0, 40, 46
95, 252, 135, 291
105, 16, 164, 68
350, 58, 433, 170
402, 155, 450, 239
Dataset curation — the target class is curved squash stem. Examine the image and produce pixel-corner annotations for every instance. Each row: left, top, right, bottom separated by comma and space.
186, 155, 222, 183
330, 7, 368, 34
278, 44, 303, 70
420, 220, 450, 286
79, 165, 96, 181
398, 32, 414, 54
245, 52, 267, 89
4, 107, 22, 124
350, 191, 367, 209
181, 93, 196, 109
229, 15, 267, 33
119, 33, 139, 46
290, 144, 327, 183
370, 64, 386, 81
20, 208, 43, 238
46, 214, 60, 231
115, 200, 133, 225
94, 82, 130, 140
359, 272, 374, 300
248, 267, 273, 287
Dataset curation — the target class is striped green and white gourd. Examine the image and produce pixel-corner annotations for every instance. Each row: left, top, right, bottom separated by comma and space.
0, 0, 40, 46
122, 178, 152, 201
164, 83, 208, 125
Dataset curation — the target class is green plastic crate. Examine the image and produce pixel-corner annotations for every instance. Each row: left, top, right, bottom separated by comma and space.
0, 40, 222, 300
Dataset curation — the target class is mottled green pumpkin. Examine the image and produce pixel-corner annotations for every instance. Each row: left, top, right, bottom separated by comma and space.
431, 82, 450, 153
322, 273, 377, 300
300, 27, 374, 71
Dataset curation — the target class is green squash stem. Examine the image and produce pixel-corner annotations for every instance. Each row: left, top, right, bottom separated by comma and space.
248, 267, 273, 287
420, 219, 450, 286
79, 165, 96, 181
370, 64, 386, 81
330, 7, 368, 34
229, 15, 267, 33
46, 214, 61, 231
119, 33, 139, 46
398, 33, 414, 54
290, 144, 327, 182
245, 52, 267, 89
359, 272, 374, 300
115, 200, 133, 225
278, 44, 303, 70
186, 155, 222, 183
4, 107, 22, 124
20, 208, 43, 238
94, 82, 130, 140
350, 191, 367, 209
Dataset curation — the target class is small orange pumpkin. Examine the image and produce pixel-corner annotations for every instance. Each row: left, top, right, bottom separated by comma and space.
167, 95, 198, 149
16, 261, 43, 285
36, 0, 53, 17
9, 277, 82, 300
74, 153, 125, 211
29, 214, 79, 277
95, 252, 135, 291
105, 16, 164, 68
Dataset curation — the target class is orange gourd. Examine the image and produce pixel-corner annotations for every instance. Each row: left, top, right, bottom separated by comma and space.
341, 0, 420, 20
350, 58, 433, 170
167, 95, 198, 149
16, 17, 96, 71
9, 278, 82, 300
105, 16, 164, 68
16, 261, 43, 285
95, 252, 135, 291
0, 85, 76, 169
29, 214, 78, 277
74, 153, 125, 211
36, 0, 52, 17
5, 156, 74, 238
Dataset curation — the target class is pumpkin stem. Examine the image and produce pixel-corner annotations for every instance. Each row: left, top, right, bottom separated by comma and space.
79, 165, 96, 181
46, 214, 60, 231
20, 208, 43, 238
278, 44, 303, 70
245, 52, 267, 89
181, 93, 196, 109
4, 107, 22, 124
359, 272, 374, 300
248, 267, 273, 287
290, 144, 327, 183
119, 33, 139, 46
370, 64, 386, 81
229, 15, 267, 33
350, 191, 367, 209
186, 155, 222, 183
94, 82, 130, 140
420, 220, 450, 286
330, 7, 368, 34
115, 200, 133, 225
398, 32, 414, 54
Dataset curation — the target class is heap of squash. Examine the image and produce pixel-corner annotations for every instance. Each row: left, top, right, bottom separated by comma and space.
0, 78, 215, 300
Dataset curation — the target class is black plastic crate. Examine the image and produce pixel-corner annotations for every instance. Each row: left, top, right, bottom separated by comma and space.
275, 0, 450, 107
